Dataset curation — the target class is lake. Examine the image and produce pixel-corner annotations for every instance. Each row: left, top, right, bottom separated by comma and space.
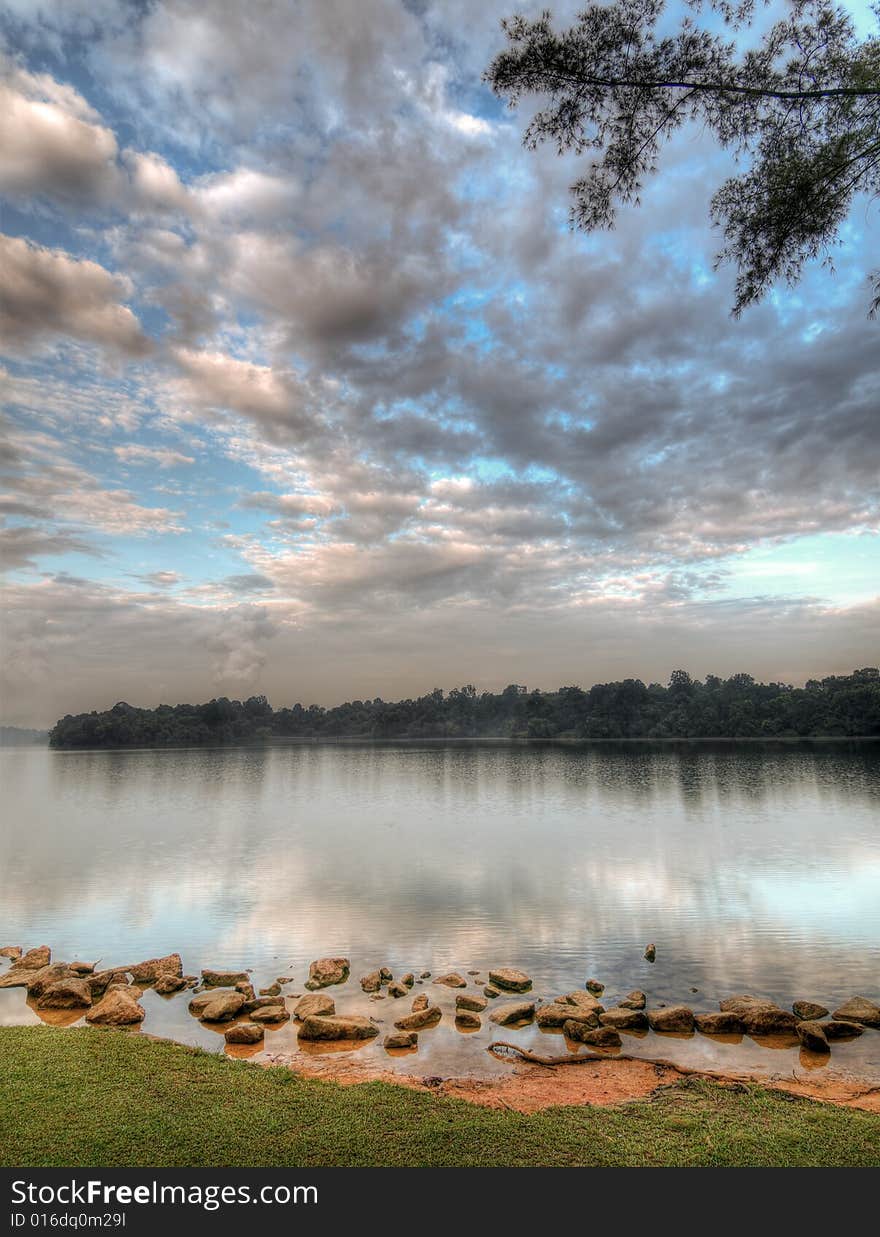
2, 740, 879, 1081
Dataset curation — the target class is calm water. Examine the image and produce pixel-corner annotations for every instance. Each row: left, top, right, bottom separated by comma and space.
2, 741, 879, 1081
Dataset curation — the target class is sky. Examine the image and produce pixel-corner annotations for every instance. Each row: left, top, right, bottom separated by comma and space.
0, 0, 878, 728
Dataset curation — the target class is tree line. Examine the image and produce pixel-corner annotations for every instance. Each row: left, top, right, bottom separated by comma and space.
47, 668, 880, 747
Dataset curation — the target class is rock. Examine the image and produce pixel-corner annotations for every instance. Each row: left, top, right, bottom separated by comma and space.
298, 1015, 379, 1041
536, 1003, 598, 1029
387, 981, 409, 998
619, 990, 646, 1010
129, 954, 183, 983
419, 971, 431, 979
456, 994, 488, 1013
109, 982, 142, 997
821, 1020, 864, 1040
792, 1000, 830, 1021
250, 1004, 290, 1024
86, 969, 132, 998
644, 944, 656, 962
360, 971, 383, 992
565, 1022, 622, 1048
86, 988, 145, 1025
198, 992, 247, 1023
455, 1012, 481, 1029
25, 965, 74, 998
585, 979, 605, 996
153, 974, 187, 995
36, 979, 92, 1010
647, 1005, 694, 1033
305, 957, 350, 990
488, 1001, 535, 1027
68, 961, 95, 975
380, 967, 394, 982
384, 1032, 417, 1050
259, 983, 282, 997
189, 989, 234, 1014
394, 1006, 442, 1031
276, 976, 294, 986
369, 993, 385, 1002
12, 946, 51, 970
719, 995, 775, 1015
599, 1008, 649, 1030
796, 1021, 830, 1053
488, 968, 531, 993
201, 969, 250, 987
0, 946, 21, 960
694, 1011, 745, 1034
741, 1007, 798, 1035
410, 994, 429, 1012
558, 991, 604, 1014
225, 1024, 264, 1045
400, 973, 415, 987
433, 973, 467, 988
244, 996, 286, 1014
483, 985, 501, 999
293, 993, 336, 1020
831, 997, 880, 1027
235, 982, 256, 1000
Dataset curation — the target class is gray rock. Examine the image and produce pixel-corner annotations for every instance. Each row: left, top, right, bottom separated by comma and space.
488, 1001, 535, 1026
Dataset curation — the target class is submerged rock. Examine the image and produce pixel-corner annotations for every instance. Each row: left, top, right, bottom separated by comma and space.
153, 974, 187, 996
298, 1015, 378, 1041
820, 1020, 864, 1040
86, 988, 145, 1026
831, 997, 880, 1027
488, 1001, 535, 1027
201, 969, 250, 988
488, 969, 532, 993
36, 978, 92, 1010
599, 1008, 649, 1030
644, 944, 656, 963
305, 957, 350, 990
129, 954, 183, 983
250, 1004, 290, 1024
694, 1011, 745, 1034
619, 990, 647, 1010
565, 1023, 622, 1048
793, 1000, 830, 1021
394, 1006, 442, 1031
293, 993, 335, 1020
585, 979, 605, 996
380, 967, 394, 982
384, 1031, 417, 1050
796, 1021, 831, 1053
387, 981, 409, 998
647, 1005, 694, 1033
433, 973, 467, 988
455, 1012, 481, 1029
259, 983, 282, 997
400, 973, 415, 988
419, 971, 431, 979
197, 992, 246, 1023
225, 1023, 264, 1045
456, 994, 488, 1013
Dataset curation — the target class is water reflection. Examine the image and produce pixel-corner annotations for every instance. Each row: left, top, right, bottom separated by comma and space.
0, 741, 878, 1079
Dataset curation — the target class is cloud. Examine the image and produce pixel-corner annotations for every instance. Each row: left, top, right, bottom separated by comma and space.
0, 523, 100, 569
0, 235, 152, 355
135, 570, 181, 588
114, 444, 195, 468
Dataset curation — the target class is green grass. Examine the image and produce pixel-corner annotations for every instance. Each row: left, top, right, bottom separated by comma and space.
1, 1026, 878, 1167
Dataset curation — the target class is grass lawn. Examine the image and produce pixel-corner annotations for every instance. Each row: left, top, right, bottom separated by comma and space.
1, 1026, 878, 1167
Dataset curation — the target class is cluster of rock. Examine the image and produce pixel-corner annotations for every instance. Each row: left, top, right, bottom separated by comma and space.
3, 945, 878, 1062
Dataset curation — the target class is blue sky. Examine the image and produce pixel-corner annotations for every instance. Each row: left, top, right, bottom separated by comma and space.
0, 0, 878, 726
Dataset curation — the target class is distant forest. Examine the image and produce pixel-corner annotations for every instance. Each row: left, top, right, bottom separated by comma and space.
48, 668, 880, 747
